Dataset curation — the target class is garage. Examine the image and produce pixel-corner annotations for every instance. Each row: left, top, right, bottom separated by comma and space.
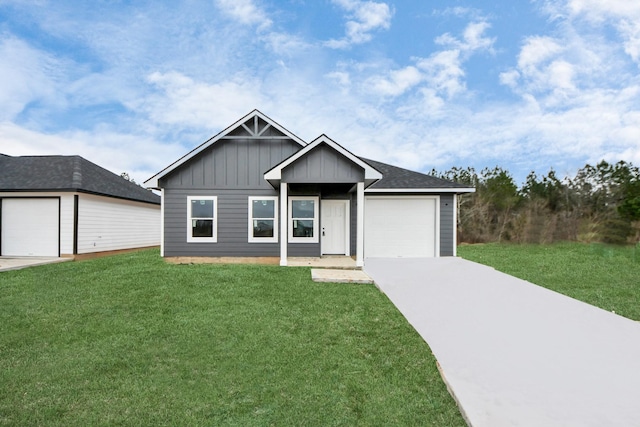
1, 198, 60, 256
364, 196, 439, 258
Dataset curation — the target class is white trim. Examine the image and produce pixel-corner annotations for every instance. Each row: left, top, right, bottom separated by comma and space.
264, 134, 382, 183
145, 110, 307, 188
187, 196, 218, 243
248, 196, 278, 243
320, 199, 350, 256
356, 182, 364, 267
365, 187, 475, 193
160, 189, 165, 257
453, 193, 457, 257
280, 184, 288, 266
288, 196, 319, 243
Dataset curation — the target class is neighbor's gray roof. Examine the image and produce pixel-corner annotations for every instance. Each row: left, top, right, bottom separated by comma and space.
0, 154, 160, 205
361, 158, 472, 190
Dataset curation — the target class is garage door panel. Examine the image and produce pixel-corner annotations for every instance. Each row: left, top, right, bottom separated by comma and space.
1, 199, 59, 256
365, 197, 437, 258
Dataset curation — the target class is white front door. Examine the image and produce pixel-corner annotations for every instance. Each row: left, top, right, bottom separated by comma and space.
321, 200, 349, 255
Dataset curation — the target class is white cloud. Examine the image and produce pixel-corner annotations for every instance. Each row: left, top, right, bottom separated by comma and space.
363, 19, 494, 99
367, 66, 422, 96
326, 71, 351, 87
0, 121, 183, 184
416, 50, 465, 98
0, 36, 60, 121
261, 31, 310, 56
542, 0, 640, 65
214, 0, 272, 30
516, 36, 563, 76
142, 71, 266, 130
436, 21, 495, 53
619, 19, 640, 63
326, 0, 393, 48
499, 69, 520, 88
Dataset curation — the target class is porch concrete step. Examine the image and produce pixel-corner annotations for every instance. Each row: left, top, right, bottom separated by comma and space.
311, 268, 374, 284
288, 256, 357, 269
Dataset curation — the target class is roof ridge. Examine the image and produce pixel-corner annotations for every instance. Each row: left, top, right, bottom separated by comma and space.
72, 156, 83, 188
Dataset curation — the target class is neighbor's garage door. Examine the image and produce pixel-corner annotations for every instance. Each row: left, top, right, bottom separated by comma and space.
1, 198, 59, 256
364, 196, 438, 258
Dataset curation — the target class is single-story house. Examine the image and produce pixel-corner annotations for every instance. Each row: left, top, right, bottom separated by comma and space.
0, 154, 161, 257
145, 110, 475, 266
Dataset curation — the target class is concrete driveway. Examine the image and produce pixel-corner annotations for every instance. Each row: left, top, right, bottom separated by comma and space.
364, 257, 640, 427
0, 257, 71, 272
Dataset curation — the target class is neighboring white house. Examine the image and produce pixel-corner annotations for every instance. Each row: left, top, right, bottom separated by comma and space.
0, 154, 161, 257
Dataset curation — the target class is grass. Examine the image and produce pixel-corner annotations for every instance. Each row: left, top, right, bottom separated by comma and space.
458, 242, 640, 321
0, 249, 465, 426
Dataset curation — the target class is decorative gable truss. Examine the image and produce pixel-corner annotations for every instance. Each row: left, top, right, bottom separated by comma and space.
227, 115, 289, 139
145, 110, 306, 189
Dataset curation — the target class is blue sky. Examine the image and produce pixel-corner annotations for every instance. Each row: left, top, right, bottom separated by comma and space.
1, 0, 639, 185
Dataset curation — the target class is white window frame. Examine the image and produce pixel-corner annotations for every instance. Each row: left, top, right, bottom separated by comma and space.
187, 196, 218, 243
248, 196, 278, 243
288, 196, 319, 243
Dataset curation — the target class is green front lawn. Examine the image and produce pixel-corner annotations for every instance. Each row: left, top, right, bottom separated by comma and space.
0, 250, 465, 426
458, 242, 640, 321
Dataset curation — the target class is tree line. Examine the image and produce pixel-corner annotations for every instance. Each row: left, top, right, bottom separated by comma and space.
430, 160, 640, 245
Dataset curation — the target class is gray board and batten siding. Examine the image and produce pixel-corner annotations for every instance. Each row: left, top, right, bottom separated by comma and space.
161, 137, 300, 257
439, 193, 455, 256
282, 143, 365, 184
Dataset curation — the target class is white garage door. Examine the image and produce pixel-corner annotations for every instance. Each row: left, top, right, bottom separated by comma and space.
364, 196, 438, 258
1, 198, 59, 256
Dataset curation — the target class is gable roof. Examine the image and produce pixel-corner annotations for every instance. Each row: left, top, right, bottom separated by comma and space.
361, 158, 475, 193
264, 134, 383, 187
145, 109, 307, 188
0, 154, 161, 204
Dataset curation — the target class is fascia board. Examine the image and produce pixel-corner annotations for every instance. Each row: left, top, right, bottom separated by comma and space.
365, 187, 476, 193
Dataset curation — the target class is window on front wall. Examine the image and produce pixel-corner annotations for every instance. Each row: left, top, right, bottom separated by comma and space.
187, 196, 217, 242
248, 197, 278, 243
289, 196, 319, 243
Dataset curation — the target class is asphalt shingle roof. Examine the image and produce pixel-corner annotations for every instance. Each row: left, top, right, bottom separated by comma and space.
361, 158, 472, 190
0, 154, 160, 205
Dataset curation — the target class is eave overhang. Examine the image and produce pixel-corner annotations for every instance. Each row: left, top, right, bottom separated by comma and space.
365, 187, 476, 193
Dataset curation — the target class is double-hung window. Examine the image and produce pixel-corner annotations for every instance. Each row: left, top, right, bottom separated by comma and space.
289, 196, 319, 243
248, 196, 278, 243
187, 196, 217, 242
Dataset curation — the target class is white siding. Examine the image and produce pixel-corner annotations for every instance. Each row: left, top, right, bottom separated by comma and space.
77, 194, 160, 254
60, 194, 75, 255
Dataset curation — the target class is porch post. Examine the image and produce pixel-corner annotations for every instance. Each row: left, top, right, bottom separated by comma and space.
356, 181, 364, 267
280, 183, 288, 266
160, 188, 165, 257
